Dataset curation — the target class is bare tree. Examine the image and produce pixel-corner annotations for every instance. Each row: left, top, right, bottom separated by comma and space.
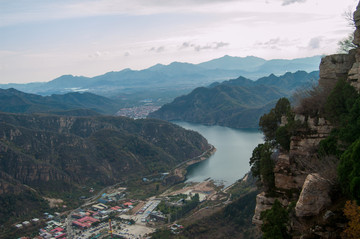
337, 8, 358, 53
342, 8, 356, 29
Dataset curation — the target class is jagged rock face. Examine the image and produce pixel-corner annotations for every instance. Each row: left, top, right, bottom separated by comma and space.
295, 173, 332, 217
272, 116, 333, 192
253, 115, 335, 235
349, 2, 360, 90
319, 51, 356, 90
353, 2, 360, 46
253, 3, 360, 237
252, 192, 289, 225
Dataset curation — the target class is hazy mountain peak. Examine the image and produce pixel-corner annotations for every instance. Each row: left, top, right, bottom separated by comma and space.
0, 55, 321, 97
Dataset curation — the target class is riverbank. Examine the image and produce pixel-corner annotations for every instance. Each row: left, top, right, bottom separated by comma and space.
170, 145, 216, 182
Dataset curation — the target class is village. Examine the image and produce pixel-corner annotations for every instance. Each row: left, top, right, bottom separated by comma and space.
14, 176, 233, 239
12, 145, 230, 239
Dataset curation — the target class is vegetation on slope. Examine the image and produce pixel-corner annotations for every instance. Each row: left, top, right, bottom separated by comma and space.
0, 112, 210, 227
151, 192, 259, 239
151, 174, 259, 239
0, 88, 119, 115
149, 71, 318, 128
250, 77, 360, 237
317, 79, 360, 203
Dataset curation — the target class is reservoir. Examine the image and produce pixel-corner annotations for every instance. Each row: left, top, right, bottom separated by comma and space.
174, 121, 263, 187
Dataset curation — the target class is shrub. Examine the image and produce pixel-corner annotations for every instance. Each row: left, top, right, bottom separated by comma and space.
338, 139, 360, 203
260, 200, 291, 239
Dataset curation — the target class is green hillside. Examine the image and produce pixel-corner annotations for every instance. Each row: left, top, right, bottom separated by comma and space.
0, 112, 210, 227
0, 88, 119, 115
149, 71, 319, 128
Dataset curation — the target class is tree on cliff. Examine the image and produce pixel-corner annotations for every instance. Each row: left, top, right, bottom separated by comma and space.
250, 98, 293, 193
250, 143, 275, 192
259, 97, 291, 142
260, 200, 291, 239
338, 34, 357, 54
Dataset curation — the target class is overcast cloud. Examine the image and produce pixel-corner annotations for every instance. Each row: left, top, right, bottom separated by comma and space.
0, 0, 358, 83
282, 0, 306, 6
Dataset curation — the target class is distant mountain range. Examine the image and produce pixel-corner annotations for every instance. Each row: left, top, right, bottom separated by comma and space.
0, 88, 119, 115
148, 71, 319, 128
0, 55, 322, 106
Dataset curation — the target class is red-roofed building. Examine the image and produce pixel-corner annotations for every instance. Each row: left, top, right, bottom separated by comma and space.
72, 221, 87, 229
55, 233, 67, 238
123, 202, 133, 207
51, 227, 64, 233
87, 210, 96, 215
110, 206, 121, 211
72, 216, 99, 229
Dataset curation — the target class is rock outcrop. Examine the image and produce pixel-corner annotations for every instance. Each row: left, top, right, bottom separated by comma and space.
253, 3, 360, 237
295, 173, 332, 217
252, 115, 334, 233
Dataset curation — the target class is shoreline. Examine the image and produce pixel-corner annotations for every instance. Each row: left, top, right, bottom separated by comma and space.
171, 144, 216, 182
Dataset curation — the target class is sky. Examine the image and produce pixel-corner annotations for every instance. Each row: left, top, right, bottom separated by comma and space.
0, 0, 359, 84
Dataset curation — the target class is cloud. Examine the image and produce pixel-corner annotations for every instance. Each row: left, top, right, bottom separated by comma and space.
180, 42, 191, 49
282, 0, 306, 6
254, 37, 301, 50
307, 37, 322, 49
262, 38, 281, 46
180, 41, 229, 51
0, 0, 248, 27
149, 46, 165, 53
137, 0, 240, 6
88, 51, 109, 58
255, 38, 281, 49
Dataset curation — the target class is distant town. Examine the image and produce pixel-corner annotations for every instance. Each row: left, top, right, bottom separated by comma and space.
14, 178, 224, 239
115, 104, 160, 119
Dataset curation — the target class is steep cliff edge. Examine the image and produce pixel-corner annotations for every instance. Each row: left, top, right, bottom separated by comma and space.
252, 3, 360, 238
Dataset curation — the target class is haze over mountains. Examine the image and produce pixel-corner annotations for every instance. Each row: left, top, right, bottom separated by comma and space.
0, 55, 322, 107
149, 70, 319, 128
0, 88, 119, 115
0, 54, 321, 236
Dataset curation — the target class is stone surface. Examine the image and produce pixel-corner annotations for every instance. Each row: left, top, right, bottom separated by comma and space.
274, 153, 306, 190
253, 114, 334, 228
350, 2, 360, 90
353, 2, 360, 45
295, 173, 332, 217
319, 52, 356, 90
252, 4, 360, 237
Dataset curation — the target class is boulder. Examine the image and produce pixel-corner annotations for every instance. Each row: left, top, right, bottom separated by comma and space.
295, 173, 332, 217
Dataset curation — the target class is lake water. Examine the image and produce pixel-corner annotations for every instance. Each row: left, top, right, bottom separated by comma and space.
174, 121, 263, 187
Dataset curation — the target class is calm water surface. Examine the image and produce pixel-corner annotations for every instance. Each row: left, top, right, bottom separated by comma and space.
174, 121, 263, 187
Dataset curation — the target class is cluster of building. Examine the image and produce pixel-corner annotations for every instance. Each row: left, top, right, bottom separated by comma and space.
39, 225, 66, 239
15, 218, 40, 229
15, 185, 195, 238
96, 191, 126, 204
115, 105, 160, 119
72, 216, 99, 229
32, 214, 67, 239
71, 201, 134, 229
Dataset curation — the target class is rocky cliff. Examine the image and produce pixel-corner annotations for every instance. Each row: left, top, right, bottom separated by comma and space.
252, 2, 360, 238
